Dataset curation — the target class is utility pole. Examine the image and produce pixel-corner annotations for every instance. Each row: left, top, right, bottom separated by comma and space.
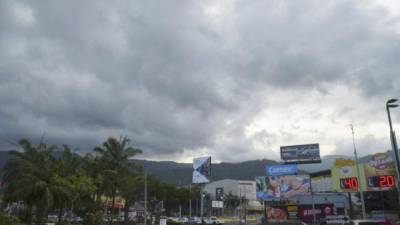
386, 99, 400, 207
189, 184, 192, 219
310, 182, 316, 225
145, 173, 148, 225
350, 124, 366, 219
200, 185, 204, 225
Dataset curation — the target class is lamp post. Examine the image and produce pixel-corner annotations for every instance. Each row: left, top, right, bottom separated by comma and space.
386, 99, 400, 201
350, 124, 366, 219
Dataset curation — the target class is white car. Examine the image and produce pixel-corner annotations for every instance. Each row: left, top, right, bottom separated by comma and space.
205, 217, 224, 225
348, 220, 390, 225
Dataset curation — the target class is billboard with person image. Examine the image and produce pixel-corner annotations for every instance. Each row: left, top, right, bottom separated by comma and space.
256, 175, 310, 200
280, 175, 310, 199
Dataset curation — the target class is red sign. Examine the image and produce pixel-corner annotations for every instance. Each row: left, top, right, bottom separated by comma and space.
298, 204, 334, 222
339, 177, 358, 190
368, 175, 395, 188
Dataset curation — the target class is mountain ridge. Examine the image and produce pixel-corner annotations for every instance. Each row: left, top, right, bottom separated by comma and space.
0, 150, 396, 184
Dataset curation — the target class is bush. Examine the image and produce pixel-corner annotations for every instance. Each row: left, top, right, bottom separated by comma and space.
83, 211, 104, 225
0, 213, 25, 225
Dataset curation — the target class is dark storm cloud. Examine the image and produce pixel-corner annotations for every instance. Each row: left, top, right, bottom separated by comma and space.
1, 0, 400, 160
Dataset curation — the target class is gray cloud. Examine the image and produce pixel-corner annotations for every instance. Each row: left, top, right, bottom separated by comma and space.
1, 0, 400, 161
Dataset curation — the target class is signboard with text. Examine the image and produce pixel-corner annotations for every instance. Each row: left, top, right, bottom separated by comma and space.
280, 144, 321, 164
256, 175, 310, 200
266, 164, 298, 176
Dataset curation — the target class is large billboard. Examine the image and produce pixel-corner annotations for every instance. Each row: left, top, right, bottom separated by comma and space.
280, 175, 311, 199
192, 156, 211, 183
364, 152, 396, 191
256, 175, 310, 200
311, 176, 333, 193
280, 144, 321, 164
266, 164, 298, 176
256, 176, 281, 199
297, 204, 334, 223
331, 154, 397, 192
331, 158, 366, 192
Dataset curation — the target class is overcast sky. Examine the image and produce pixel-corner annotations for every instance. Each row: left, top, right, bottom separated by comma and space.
1, 0, 400, 162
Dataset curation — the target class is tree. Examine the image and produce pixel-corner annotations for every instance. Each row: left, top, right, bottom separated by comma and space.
223, 192, 240, 212
94, 136, 142, 224
2, 139, 68, 225
118, 173, 143, 222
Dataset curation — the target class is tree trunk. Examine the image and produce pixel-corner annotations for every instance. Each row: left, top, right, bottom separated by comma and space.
34, 204, 46, 225
26, 203, 33, 225
124, 200, 130, 223
109, 189, 116, 225
58, 207, 63, 223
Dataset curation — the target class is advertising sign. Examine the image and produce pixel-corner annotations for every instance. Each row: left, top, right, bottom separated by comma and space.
280, 175, 311, 199
364, 152, 396, 191
297, 204, 334, 222
256, 175, 310, 199
216, 187, 224, 200
192, 156, 211, 183
266, 164, 298, 176
266, 206, 288, 221
256, 176, 281, 199
280, 144, 321, 164
311, 176, 333, 193
212, 201, 223, 208
331, 158, 366, 192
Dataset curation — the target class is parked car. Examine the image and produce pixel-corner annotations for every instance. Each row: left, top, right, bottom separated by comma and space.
205, 217, 224, 225
348, 220, 391, 225
47, 214, 58, 222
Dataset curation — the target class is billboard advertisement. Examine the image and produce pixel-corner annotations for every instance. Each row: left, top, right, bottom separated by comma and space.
256, 175, 310, 199
266, 164, 298, 176
364, 152, 396, 191
297, 204, 334, 222
192, 156, 211, 183
216, 187, 224, 200
266, 206, 288, 221
331, 158, 366, 192
280, 144, 321, 164
266, 205, 298, 220
280, 175, 311, 199
311, 176, 333, 193
256, 176, 281, 199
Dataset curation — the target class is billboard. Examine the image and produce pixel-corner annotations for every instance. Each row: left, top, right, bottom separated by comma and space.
216, 187, 224, 200
266, 164, 298, 176
192, 156, 211, 183
364, 152, 396, 191
311, 176, 333, 193
256, 176, 281, 199
256, 175, 310, 200
297, 204, 334, 222
331, 158, 366, 192
266, 206, 288, 221
265, 205, 298, 220
280, 175, 311, 199
280, 144, 321, 164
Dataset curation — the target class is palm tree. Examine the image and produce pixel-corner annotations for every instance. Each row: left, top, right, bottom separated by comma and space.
2, 139, 69, 225
94, 136, 142, 224
53, 145, 97, 223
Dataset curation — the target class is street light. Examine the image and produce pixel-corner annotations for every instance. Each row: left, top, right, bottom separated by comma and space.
386, 99, 400, 200
350, 125, 366, 219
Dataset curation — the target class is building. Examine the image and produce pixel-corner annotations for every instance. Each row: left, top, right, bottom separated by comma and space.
203, 179, 261, 208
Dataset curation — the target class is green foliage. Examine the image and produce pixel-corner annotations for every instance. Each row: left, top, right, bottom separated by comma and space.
0, 213, 25, 225
83, 211, 105, 225
0, 136, 191, 225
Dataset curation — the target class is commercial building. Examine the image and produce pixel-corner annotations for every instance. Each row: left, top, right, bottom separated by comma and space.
203, 179, 261, 208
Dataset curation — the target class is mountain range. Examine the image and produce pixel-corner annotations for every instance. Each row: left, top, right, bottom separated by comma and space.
0, 150, 395, 184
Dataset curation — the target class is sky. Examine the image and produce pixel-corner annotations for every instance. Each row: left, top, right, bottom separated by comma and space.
1, 0, 400, 163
